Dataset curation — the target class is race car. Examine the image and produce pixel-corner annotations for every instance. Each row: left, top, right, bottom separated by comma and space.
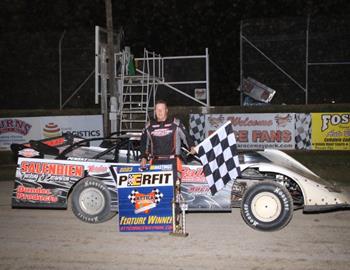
11, 132, 350, 231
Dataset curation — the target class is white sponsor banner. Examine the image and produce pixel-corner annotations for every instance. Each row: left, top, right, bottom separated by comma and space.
0, 115, 103, 151
206, 113, 295, 149
239, 77, 276, 103
194, 88, 207, 100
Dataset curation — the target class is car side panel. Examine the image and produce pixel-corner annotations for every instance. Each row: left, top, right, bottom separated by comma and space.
257, 163, 350, 209
181, 165, 232, 211
12, 158, 118, 210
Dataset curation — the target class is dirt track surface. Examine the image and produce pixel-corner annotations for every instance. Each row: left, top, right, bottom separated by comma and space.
0, 180, 349, 270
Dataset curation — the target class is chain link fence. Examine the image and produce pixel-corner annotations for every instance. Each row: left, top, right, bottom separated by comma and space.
241, 16, 350, 105
1, 28, 96, 109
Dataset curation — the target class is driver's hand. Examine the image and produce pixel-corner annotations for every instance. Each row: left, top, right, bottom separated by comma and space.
189, 146, 197, 155
140, 157, 148, 169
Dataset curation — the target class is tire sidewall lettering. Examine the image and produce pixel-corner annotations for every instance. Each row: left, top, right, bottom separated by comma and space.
243, 203, 259, 226
240, 181, 293, 231
274, 187, 290, 211
71, 177, 111, 224
84, 180, 107, 191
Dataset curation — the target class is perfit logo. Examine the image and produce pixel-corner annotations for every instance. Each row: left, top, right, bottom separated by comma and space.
118, 172, 172, 187
321, 114, 350, 131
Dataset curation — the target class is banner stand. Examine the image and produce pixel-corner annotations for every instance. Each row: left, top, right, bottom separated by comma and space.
116, 164, 175, 233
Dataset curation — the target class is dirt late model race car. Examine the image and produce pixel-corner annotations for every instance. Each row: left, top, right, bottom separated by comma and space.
11, 132, 350, 232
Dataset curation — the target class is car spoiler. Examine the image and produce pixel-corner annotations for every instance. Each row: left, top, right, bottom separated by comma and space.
10, 132, 86, 158
10, 131, 142, 161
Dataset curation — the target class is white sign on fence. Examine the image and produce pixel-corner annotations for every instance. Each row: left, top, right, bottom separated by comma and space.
206, 113, 295, 149
0, 115, 103, 151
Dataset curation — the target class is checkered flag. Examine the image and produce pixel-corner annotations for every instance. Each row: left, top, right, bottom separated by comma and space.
194, 121, 241, 195
189, 114, 206, 145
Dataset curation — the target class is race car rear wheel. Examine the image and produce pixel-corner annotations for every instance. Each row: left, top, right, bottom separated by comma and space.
71, 177, 114, 223
240, 181, 293, 231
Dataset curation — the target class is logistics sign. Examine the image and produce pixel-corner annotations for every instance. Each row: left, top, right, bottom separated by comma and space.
114, 164, 174, 232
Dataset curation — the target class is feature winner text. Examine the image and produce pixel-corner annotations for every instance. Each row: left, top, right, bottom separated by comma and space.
120, 216, 172, 225
119, 215, 173, 232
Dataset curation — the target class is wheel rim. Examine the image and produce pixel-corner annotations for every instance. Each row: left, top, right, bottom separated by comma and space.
78, 187, 105, 215
251, 192, 282, 222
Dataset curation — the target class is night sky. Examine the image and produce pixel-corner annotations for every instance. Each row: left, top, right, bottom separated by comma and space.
1, 0, 349, 109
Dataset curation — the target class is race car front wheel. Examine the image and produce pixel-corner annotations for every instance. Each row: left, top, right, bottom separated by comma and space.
71, 177, 115, 223
240, 181, 293, 231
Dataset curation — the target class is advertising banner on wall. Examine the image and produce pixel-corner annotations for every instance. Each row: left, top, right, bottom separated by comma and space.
206, 113, 295, 149
311, 113, 350, 150
0, 115, 103, 151
115, 164, 174, 232
295, 113, 312, 150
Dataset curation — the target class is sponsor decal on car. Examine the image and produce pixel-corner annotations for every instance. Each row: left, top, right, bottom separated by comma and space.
16, 185, 58, 203
21, 161, 84, 177
67, 157, 105, 162
19, 160, 85, 182
188, 186, 210, 194
43, 137, 66, 147
88, 165, 109, 174
181, 166, 206, 183
18, 148, 40, 158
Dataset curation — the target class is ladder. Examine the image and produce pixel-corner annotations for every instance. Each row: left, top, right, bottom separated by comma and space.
95, 26, 210, 134
118, 48, 162, 133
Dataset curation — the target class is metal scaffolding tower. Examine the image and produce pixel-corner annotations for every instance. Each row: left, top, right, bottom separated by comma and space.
116, 48, 161, 133
95, 25, 210, 134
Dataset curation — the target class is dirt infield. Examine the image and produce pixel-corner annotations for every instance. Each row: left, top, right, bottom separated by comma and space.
0, 180, 349, 270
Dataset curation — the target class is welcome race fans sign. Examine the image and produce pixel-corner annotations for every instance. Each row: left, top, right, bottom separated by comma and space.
206, 114, 295, 150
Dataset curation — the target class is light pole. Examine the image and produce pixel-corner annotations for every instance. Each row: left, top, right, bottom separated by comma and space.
59, 29, 66, 110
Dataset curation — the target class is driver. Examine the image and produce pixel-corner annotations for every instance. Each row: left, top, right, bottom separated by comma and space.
140, 100, 196, 230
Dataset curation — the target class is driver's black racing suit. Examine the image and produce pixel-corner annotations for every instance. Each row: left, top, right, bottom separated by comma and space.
140, 117, 194, 162
140, 117, 194, 228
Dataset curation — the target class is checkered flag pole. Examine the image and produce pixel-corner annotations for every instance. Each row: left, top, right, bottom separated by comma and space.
194, 121, 241, 195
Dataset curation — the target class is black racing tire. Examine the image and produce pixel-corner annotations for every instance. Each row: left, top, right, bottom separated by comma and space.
71, 177, 115, 223
240, 180, 293, 232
